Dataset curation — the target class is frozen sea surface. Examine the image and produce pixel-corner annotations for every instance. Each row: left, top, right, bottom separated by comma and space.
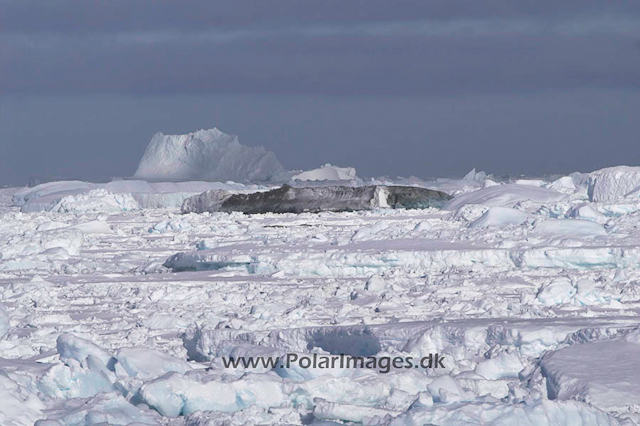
2, 169, 640, 425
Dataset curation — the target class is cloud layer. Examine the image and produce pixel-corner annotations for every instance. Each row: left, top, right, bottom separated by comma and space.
3, 1, 640, 96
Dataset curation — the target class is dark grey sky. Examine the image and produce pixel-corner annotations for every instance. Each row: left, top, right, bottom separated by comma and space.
1, 1, 639, 185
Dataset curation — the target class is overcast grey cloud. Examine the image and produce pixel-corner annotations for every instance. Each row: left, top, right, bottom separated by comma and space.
1, 1, 639, 185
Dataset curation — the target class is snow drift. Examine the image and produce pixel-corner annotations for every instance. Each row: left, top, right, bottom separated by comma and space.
134, 128, 286, 183
445, 184, 566, 210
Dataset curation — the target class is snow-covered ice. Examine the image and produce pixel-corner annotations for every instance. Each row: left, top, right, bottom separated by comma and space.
3, 167, 640, 425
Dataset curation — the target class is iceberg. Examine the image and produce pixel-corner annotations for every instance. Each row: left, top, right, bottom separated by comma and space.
181, 184, 452, 214
133, 128, 286, 183
292, 164, 357, 182
588, 165, 640, 202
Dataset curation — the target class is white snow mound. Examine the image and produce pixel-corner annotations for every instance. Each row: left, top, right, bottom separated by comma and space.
541, 339, 640, 414
134, 127, 285, 182
534, 219, 607, 238
469, 207, 529, 228
446, 184, 565, 210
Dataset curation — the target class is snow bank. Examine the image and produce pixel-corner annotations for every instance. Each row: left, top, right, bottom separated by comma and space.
389, 399, 620, 426
588, 165, 640, 202
536, 278, 576, 306
469, 207, 530, 228
57, 334, 115, 370
40, 392, 159, 425
534, 219, 607, 238
115, 348, 191, 380
0, 373, 45, 425
292, 164, 357, 181
547, 176, 578, 194
514, 179, 545, 187
38, 363, 114, 400
138, 373, 285, 416
185, 406, 300, 425
69, 220, 112, 234
0, 303, 9, 339
166, 241, 640, 276
445, 184, 565, 210
474, 352, 524, 380
541, 338, 640, 414
0, 227, 84, 260
314, 398, 401, 423
134, 128, 286, 182
51, 189, 138, 213
182, 185, 451, 214
566, 204, 607, 223
12, 181, 94, 207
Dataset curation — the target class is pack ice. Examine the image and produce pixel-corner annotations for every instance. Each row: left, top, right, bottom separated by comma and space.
4, 165, 640, 425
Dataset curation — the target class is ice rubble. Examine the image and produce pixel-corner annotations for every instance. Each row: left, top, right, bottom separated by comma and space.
292, 163, 357, 181
5, 168, 640, 425
134, 128, 286, 183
